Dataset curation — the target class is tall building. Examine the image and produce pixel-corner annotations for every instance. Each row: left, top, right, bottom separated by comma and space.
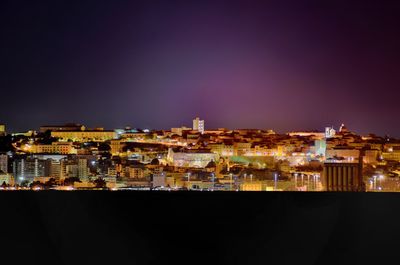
13, 157, 46, 182
192, 117, 205, 134
322, 158, 365, 192
50, 160, 62, 179
0, 154, 8, 173
78, 158, 88, 179
314, 139, 326, 156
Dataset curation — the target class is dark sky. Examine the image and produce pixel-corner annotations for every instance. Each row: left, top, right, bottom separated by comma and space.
1, 0, 400, 136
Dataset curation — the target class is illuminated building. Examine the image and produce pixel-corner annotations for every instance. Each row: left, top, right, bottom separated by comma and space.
11, 130, 34, 137
240, 181, 264, 191
33, 176, 53, 184
234, 142, 252, 156
171, 126, 192, 136
78, 159, 89, 180
31, 142, 76, 154
287, 131, 325, 139
152, 172, 166, 188
167, 148, 218, 168
49, 160, 62, 179
125, 166, 145, 179
13, 157, 45, 182
110, 139, 125, 155
65, 164, 79, 178
381, 149, 400, 162
0, 124, 6, 136
62, 157, 90, 180
185, 131, 201, 144
108, 163, 123, 177
208, 143, 234, 156
0, 154, 8, 173
0, 172, 14, 186
363, 149, 380, 165
322, 158, 365, 191
314, 139, 327, 156
119, 131, 148, 140
183, 180, 214, 190
74, 181, 95, 189
107, 167, 118, 177
51, 129, 117, 141
325, 126, 336, 138
192, 117, 205, 134
325, 148, 360, 161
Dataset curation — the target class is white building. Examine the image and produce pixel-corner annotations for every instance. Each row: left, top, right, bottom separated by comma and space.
78, 159, 88, 179
314, 139, 327, 156
192, 117, 205, 134
167, 148, 218, 168
325, 126, 336, 138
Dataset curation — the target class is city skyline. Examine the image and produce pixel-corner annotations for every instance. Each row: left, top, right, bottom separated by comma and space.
1, 1, 400, 135
0, 117, 399, 192
0, 120, 398, 139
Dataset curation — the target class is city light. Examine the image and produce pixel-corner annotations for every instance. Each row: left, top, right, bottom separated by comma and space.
0, 122, 398, 192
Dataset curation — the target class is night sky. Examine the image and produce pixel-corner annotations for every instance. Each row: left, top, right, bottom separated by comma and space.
1, 1, 400, 136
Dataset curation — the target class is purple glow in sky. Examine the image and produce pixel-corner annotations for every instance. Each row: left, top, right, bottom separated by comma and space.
1, 0, 400, 136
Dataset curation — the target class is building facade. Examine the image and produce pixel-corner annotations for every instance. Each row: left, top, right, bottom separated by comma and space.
322, 162, 365, 191
192, 117, 205, 134
0, 154, 8, 173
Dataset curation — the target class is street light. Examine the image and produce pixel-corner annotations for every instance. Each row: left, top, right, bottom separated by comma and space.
230, 173, 233, 191
373, 175, 377, 191
379, 175, 384, 190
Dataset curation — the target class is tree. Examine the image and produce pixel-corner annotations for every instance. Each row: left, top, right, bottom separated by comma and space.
44, 178, 57, 188
64, 177, 81, 186
0, 135, 14, 152
38, 130, 58, 145
150, 158, 160, 165
20, 180, 30, 188
30, 181, 44, 189
98, 143, 111, 152
93, 178, 107, 189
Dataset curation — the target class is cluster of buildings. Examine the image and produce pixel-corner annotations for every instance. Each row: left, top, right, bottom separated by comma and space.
0, 119, 399, 191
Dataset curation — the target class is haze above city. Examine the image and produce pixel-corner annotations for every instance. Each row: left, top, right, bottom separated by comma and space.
1, 1, 400, 136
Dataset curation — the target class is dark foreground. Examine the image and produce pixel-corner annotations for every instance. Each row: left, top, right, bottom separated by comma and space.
1, 191, 399, 265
